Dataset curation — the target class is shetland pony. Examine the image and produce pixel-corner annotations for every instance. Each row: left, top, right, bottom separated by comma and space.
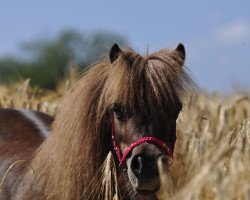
0, 43, 194, 200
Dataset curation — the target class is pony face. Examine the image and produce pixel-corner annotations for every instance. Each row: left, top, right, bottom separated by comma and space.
112, 102, 181, 193
106, 43, 194, 196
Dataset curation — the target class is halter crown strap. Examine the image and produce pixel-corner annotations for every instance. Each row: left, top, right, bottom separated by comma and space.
112, 119, 174, 166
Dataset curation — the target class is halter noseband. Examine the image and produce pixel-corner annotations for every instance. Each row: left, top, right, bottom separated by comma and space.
111, 118, 174, 166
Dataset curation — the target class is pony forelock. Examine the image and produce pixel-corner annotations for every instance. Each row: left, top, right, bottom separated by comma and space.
97, 48, 195, 122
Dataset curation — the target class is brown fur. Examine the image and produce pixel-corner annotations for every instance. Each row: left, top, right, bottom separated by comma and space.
0, 45, 195, 200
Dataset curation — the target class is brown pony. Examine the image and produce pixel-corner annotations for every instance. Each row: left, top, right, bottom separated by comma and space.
0, 43, 194, 200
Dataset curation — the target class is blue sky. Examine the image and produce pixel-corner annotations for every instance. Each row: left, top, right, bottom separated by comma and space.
0, 0, 250, 92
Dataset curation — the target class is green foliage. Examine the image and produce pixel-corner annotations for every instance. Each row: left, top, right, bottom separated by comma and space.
0, 30, 128, 89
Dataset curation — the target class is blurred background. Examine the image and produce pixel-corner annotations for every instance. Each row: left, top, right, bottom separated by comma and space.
0, 0, 249, 92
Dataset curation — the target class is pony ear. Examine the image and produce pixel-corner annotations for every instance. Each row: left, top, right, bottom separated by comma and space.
175, 43, 185, 58
175, 43, 186, 66
109, 43, 122, 63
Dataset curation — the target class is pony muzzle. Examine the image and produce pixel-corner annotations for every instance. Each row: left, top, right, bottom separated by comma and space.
125, 142, 165, 193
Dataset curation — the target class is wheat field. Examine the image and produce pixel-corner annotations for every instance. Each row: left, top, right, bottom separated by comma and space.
0, 79, 249, 200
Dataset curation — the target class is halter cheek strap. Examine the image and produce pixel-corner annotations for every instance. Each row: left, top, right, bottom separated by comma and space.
111, 119, 174, 166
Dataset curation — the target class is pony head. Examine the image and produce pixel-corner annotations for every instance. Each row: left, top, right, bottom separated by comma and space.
98, 43, 193, 195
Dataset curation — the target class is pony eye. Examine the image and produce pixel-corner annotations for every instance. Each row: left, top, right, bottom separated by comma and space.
113, 103, 124, 120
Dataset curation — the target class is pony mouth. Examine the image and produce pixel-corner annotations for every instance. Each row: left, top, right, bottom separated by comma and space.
133, 178, 160, 195
135, 185, 160, 195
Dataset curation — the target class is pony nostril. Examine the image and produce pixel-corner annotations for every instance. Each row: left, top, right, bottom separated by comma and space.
160, 156, 168, 165
131, 155, 143, 174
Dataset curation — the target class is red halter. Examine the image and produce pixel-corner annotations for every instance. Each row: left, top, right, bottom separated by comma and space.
111, 118, 174, 166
